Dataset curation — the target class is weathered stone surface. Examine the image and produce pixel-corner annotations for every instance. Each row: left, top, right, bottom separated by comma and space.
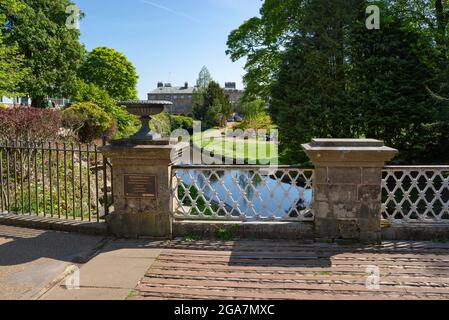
100, 142, 185, 238
358, 185, 382, 202
173, 221, 314, 240
314, 167, 328, 184
362, 168, 381, 185
382, 224, 449, 241
315, 184, 358, 202
327, 168, 361, 185
0, 213, 109, 236
303, 139, 397, 243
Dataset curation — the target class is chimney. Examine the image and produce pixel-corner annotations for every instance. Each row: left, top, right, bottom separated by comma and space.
184, 82, 188, 89
225, 82, 236, 89
157, 82, 163, 88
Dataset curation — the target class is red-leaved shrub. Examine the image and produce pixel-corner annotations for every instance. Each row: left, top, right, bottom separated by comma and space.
0, 107, 61, 144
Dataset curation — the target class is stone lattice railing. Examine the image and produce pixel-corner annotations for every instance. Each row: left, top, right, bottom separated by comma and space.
382, 166, 449, 223
171, 165, 314, 222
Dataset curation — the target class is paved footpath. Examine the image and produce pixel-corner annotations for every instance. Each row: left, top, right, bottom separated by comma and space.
3, 225, 449, 300
135, 240, 449, 300
0, 225, 105, 300
41, 239, 162, 300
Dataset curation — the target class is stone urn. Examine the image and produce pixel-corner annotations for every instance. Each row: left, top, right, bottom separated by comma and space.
118, 100, 172, 144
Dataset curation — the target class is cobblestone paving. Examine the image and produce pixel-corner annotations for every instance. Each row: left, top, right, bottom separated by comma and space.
135, 240, 449, 300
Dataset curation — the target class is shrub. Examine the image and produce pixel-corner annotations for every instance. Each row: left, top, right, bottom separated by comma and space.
238, 113, 273, 131
0, 107, 61, 144
0, 104, 9, 110
62, 102, 114, 143
149, 112, 171, 136
71, 80, 140, 139
170, 115, 193, 133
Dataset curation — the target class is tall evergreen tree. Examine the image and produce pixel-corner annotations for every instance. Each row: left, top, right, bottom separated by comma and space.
193, 81, 228, 129
192, 66, 213, 111
270, 0, 363, 163
348, 3, 449, 163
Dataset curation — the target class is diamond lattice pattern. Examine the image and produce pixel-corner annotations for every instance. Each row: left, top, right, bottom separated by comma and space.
172, 167, 314, 222
382, 168, 449, 223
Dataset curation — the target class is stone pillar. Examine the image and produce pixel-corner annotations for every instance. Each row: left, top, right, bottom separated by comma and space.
100, 141, 185, 238
302, 139, 397, 243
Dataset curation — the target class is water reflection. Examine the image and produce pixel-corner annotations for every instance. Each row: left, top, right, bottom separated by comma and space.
176, 169, 313, 220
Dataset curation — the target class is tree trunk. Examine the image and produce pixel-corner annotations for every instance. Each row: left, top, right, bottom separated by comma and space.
31, 96, 45, 108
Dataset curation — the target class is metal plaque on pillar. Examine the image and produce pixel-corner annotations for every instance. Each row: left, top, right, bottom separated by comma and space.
124, 174, 157, 198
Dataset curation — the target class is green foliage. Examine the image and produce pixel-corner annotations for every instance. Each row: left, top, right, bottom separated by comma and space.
71, 80, 139, 139
195, 66, 213, 88
0, 0, 27, 97
347, 5, 448, 164
226, 0, 305, 99
1, 0, 84, 107
237, 98, 266, 119
181, 235, 201, 242
193, 81, 230, 129
0, 147, 110, 220
79, 47, 138, 101
170, 115, 193, 132
0, 33, 28, 97
266, 0, 449, 164
238, 113, 273, 132
237, 98, 273, 131
149, 112, 171, 136
62, 102, 114, 143
192, 66, 214, 114
177, 183, 218, 216
215, 226, 239, 241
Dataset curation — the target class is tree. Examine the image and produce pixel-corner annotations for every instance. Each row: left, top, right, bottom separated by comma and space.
270, 0, 362, 163
270, 0, 449, 164
226, 0, 306, 99
1, 0, 85, 108
192, 66, 213, 110
0, 0, 28, 97
219, 95, 232, 127
70, 80, 139, 139
193, 81, 226, 128
347, 4, 449, 164
61, 102, 114, 143
196, 66, 213, 88
238, 98, 266, 120
79, 47, 138, 101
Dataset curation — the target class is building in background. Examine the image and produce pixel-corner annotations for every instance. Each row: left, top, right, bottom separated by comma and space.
0, 96, 70, 108
147, 82, 194, 115
223, 82, 243, 107
147, 81, 244, 116
0, 96, 31, 106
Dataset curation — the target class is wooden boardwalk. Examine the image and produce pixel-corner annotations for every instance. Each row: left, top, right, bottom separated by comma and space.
135, 240, 449, 300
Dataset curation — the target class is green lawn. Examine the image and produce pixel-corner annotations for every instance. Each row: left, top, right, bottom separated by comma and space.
192, 131, 278, 164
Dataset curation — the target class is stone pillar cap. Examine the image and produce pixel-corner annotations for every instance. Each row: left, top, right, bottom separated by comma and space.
302, 138, 398, 166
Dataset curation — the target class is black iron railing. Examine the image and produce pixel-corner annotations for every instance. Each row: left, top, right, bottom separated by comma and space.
0, 139, 112, 222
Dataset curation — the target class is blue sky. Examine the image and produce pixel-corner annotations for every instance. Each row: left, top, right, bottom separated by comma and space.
74, 0, 262, 99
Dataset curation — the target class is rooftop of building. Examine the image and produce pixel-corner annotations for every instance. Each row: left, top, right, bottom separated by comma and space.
148, 81, 243, 96
149, 82, 194, 95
